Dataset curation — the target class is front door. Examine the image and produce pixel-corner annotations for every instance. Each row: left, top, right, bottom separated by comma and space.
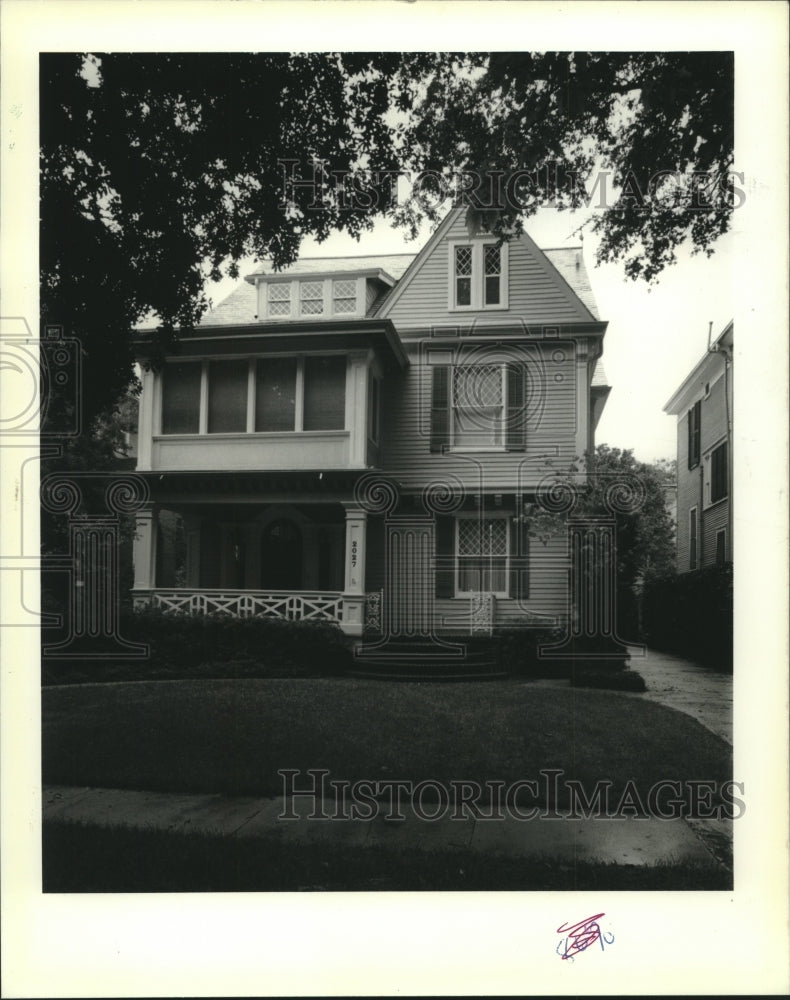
260, 518, 302, 590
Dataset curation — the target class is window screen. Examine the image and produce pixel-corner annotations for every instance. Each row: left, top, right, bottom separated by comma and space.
303, 356, 346, 430
255, 357, 297, 432
161, 362, 201, 434
207, 360, 248, 433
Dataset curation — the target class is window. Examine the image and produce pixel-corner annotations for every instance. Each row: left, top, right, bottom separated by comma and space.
710, 442, 728, 503
367, 374, 380, 444
303, 356, 346, 430
255, 357, 297, 432
687, 400, 701, 468
452, 365, 505, 448
333, 279, 357, 314
716, 528, 726, 565
161, 362, 201, 434
689, 507, 698, 570
208, 360, 248, 433
456, 517, 509, 595
449, 241, 508, 310
267, 283, 291, 317
161, 356, 346, 435
300, 281, 324, 316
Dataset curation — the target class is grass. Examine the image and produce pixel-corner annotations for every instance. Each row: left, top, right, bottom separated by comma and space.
42, 820, 731, 892
42, 677, 732, 808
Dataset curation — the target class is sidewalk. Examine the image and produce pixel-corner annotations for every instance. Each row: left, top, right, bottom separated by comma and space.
626, 645, 732, 745
43, 783, 731, 870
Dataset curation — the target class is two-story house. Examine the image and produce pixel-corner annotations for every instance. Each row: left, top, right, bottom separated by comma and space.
663, 321, 733, 572
131, 206, 611, 641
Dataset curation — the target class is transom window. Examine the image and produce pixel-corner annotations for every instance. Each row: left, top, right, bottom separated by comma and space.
456, 517, 509, 595
452, 364, 505, 448
449, 241, 508, 310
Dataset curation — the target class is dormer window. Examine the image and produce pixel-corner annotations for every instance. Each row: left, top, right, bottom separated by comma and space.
300, 281, 324, 316
449, 240, 508, 310
333, 279, 357, 314
267, 283, 291, 317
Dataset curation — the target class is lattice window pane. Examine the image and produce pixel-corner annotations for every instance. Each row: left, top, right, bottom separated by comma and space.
333, 279, 356, 314
300, 281, 324, 315
457, 518, 507, 556
484, 244, 501, 275
453, 366, 503, 408
267, 284, 291, 316
455, 246, 472, 276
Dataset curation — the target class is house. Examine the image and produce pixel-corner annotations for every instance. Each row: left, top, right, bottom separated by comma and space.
131, 207, 611, 641
663, 321, 733, 572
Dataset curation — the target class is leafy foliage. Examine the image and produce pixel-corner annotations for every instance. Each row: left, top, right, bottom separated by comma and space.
41, 51, 734, 431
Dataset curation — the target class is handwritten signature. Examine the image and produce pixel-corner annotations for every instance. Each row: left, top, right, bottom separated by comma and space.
556, 912, 615, 961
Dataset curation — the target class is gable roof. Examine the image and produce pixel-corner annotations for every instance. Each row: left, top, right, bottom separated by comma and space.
197, 210, 601, 328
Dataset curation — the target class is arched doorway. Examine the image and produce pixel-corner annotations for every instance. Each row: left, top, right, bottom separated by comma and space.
260, 518, 302, 590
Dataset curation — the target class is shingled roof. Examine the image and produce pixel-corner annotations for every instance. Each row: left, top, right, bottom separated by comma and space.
197, 241, 600, 327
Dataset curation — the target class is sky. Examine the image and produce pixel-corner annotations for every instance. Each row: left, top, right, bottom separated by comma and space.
206, 203, 734, 465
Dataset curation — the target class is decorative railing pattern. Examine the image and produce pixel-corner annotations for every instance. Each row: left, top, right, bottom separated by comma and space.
470, 592, 495, 635
148, 589, 344, 623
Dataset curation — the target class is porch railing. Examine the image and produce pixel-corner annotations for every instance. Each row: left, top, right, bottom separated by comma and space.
147, 589, 344, 623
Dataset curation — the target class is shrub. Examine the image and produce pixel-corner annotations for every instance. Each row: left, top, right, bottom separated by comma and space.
42, 608, 353, 684
571, 667, 647, 692
641, 563, 732, 670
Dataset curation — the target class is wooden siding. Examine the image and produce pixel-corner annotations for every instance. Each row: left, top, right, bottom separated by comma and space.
378, 341, 581, 491
383, 210, 593, 330
675, 372, 732, 571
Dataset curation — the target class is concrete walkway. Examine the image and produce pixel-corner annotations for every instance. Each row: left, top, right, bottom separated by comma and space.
625, 645, 732, 745
43, 784, 731, 870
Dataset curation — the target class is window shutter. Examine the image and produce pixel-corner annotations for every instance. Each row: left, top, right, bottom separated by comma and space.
435, 515, 455, 598
509, 518, 530, 599
430, 365, 450, 453
505, 363, 526, 451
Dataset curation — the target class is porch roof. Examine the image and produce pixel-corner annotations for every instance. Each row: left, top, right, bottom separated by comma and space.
134, 318, 410, 371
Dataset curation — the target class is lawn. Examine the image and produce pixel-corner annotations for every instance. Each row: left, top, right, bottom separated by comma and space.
42, 677, 732, 808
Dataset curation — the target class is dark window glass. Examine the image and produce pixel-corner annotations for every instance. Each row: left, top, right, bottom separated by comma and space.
716, 529, 726, 565
711, 442, 728, 502
689, 508, 697, 570
161, 362, 201, 434
455, 245, 472, 306
484, 244, 501, 305
303, 356, 346, 430
688, 400, 701, 468
367, 375, 380, 443
208, 360, 248, 433
255, 357, 297, 432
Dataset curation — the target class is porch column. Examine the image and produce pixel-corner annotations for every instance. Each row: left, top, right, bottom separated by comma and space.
132, 504, 158, 605
341, 503, 367, 635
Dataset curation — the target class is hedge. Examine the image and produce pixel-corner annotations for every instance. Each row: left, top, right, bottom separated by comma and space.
640, 563, 733, 670
42, 607, 353, 684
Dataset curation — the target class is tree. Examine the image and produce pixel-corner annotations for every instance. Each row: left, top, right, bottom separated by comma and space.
41, 52, 734, 430
520, 446, 677, 639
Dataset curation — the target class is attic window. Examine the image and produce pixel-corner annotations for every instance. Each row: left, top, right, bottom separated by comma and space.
300, 281, 324, 316
333, 279, 356, 314
449, 241, 508, 310
267, 283, 291, 317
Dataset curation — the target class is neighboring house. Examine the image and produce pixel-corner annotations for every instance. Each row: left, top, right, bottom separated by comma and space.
131, 206, 611, 637
663, 321, 733, 573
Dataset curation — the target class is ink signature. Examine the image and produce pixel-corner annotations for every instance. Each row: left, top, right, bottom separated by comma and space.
556, 912, 614, 961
